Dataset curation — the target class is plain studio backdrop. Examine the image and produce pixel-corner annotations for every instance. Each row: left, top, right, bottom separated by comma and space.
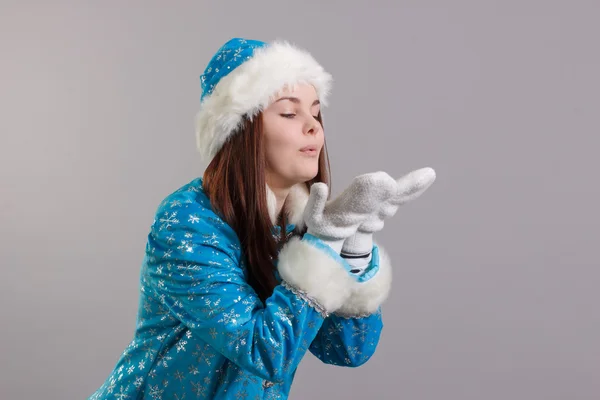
1, 1, 599, 399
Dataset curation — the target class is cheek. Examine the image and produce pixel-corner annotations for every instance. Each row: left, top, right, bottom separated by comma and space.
266, 141, 300, 171
264, 136, 296, 169
266, 122, 302, 153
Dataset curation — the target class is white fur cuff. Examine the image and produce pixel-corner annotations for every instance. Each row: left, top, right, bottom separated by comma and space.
277, 236, 354, 315
335, 242, 393, 318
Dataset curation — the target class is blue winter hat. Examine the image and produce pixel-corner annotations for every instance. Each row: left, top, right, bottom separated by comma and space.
195, 37, 333, 163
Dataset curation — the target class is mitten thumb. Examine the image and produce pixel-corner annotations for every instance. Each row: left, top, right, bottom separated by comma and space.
303, 182, 329, 223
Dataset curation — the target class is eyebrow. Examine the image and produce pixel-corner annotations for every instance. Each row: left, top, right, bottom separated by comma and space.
275, 97, 320, 106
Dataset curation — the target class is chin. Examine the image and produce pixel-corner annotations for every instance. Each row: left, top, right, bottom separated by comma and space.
289, 170, 317, 185
287, 158, 319, 183
301, 168, 319, 182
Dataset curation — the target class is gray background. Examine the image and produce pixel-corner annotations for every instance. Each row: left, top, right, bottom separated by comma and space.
1, 1, 599, 399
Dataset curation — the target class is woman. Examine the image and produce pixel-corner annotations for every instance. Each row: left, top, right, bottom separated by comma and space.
89, 37, 436, 399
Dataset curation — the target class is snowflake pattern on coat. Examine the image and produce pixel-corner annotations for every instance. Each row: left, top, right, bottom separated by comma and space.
88, 177, 384, 399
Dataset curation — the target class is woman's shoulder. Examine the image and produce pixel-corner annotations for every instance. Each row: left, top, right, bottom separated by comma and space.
150, 177, 241, 256
154, 177, 207, 215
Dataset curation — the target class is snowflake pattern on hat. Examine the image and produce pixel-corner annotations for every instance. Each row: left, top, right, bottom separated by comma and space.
200, 38, 268, 101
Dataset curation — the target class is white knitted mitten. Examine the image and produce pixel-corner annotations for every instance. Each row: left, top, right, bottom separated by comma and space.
341, 167, 437, 275
303, 172, 399, 253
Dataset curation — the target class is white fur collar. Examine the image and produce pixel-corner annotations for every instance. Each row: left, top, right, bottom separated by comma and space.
266, 182, 310, 231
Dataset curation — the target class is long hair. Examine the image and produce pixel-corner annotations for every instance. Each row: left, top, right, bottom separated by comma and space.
202, 111, 331, 303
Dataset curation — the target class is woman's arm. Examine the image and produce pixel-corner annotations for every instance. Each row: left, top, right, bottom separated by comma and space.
143, 194, 356, 383
307, 242, 393, 366
308, 311, 384, 367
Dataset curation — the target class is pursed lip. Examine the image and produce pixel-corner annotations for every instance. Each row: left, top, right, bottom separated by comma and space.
300, 145, 318, 152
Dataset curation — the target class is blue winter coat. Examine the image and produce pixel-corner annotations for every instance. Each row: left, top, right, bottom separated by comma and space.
88, 177, 392, 399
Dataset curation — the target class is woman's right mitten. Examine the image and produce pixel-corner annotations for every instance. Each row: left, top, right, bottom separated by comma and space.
334, 167, 437, 317
341, 167, 437, 275
303, 171, 399, 253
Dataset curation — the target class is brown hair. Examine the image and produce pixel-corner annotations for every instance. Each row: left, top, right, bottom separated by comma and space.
202, 112, 331, 303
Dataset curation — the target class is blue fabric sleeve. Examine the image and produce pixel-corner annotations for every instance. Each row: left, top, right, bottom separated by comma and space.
308, 310, 383, 367
144, 202, 327, 383
306, 241, 386, 366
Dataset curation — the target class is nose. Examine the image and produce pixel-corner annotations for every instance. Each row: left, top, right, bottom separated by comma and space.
304, 115, 321, 136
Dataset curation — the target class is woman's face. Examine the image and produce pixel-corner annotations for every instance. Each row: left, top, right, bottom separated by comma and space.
261, 83, 324, 189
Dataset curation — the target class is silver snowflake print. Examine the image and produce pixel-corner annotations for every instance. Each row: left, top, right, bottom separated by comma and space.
172, 370, 185, 382
202, 298, 225, 317
156, 351, 172, 368
158, 211, 179, 231
242, 297, 255, 314
347, 346, 362, 359
166, 233, 176, 245
232, 48, 243, 61
274, 306, 294, 326
193, 343, 216, 366
176, 340, 187, 353
201, 232, 219, 245
148, 385, 163, 399
114, 385, 131, 400
351, 323, 369, 342
327, 322, 343, 336
106, 378, 116, 393
133, 377, 144, 388
190, 381, 207, 397
209, 327, 218, 339
177, 238, 195, 254
226, 331, 248, 353
218, 309, 240, 325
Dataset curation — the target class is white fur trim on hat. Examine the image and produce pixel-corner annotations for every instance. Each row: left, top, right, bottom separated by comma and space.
195, 40, 333, 163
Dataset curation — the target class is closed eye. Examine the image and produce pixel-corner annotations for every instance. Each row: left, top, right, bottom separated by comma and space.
280, 114, 319, 119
